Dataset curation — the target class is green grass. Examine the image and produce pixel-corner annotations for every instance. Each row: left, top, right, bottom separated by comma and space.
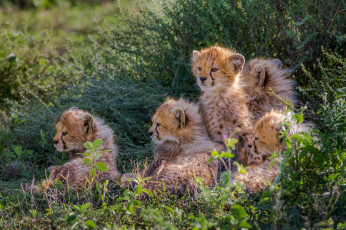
0, 1, 132, 55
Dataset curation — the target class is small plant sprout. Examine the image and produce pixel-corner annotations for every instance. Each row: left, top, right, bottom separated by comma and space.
81, 139, 110, 187
208, 130, 238, 172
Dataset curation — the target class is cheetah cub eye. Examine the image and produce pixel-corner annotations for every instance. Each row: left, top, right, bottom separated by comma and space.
211, 67, 219, 72
197, 67, 202, 71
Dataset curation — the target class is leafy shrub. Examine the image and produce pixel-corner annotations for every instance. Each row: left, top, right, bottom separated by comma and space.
0, 30, 54, 108
0, 28, 84, 111
97, 0, 344, 97
297, 48, 346, 123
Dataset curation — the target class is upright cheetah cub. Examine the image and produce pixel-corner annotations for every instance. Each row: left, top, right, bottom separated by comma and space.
121, 99, 223, 196
240, 58, 297, 122
191, 45, 252, 166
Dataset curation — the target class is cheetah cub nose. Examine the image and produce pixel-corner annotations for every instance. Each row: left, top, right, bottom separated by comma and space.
199, 77, 207, 82
148, 131, 153, 136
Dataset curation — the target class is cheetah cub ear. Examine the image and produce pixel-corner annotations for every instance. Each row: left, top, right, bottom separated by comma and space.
253, 64, 266, 86
192, 50, 201, 61
271, 59, 282, 69
82, 113, 96, 134
229, 54, 245, 73
172, 107, 186, 128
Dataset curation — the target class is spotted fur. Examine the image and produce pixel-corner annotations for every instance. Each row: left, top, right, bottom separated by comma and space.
191, 45, 253, 166
234, 110, 313, 193
240, 58, 297, 122
46, 108, 121, 189
121, 98, 223, 196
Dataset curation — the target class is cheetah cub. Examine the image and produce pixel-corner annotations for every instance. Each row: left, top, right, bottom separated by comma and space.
121, 98, 223, 196
35, 108, 120, 191
240, 58, 297, 122
191, 45, 252, 166
233, 109, 313, 193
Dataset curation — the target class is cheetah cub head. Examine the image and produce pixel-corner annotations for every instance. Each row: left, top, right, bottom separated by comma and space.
148, 98, 201, 145
248, 110, 287, 164
191, 45, 245, 92
241, 58, 282, 97
53, 107, 98, 153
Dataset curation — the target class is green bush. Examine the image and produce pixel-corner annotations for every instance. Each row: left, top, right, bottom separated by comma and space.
97, 0, 344, 97
297, 48, 346, 124
0, 30, 53, 108
0, 28, 84, 110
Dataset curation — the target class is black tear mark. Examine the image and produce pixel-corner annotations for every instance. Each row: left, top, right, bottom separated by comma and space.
209, 60, 215, 86
61, 134, 66, 149
263, 70, 269, 86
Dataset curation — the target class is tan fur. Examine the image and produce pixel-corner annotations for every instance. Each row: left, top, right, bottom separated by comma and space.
233, 160, 280, 193
121, 99, 223, 196
234, 110, 313, 193
46, 108, 120, 188
240, 58, 297, 122
191, 46, 253, 166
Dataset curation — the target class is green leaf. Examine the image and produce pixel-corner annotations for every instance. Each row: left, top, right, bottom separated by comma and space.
97, 150, 112, 154
238, 168, 247, 174
290, 134, 301, 140
268, 160, 279, 170
285, 137, 292, 148
79, 202, 90, 213
84, 141, 94, 150
135, 184, 142, 196
142, 188, 153, 198
95, 162, 108, 172
132, 200, 142, 206
296, 113, 304, 124
12, 145, 22, 156
95, 153, 102, 160
23, 150, 33, 156
219, 152, 235, 158
83, 158, 92, 166
231, 205, 247, 221
260, 190, 271, 199
5, 151, 16, 159
84, 150, 92, 157
128, 204, 134, 214
208, 156, 216, 163
200, 213, 207, 226
238, 221, 252, 228
211, 150, 219, 156
89, 168, 97, 176
85, 220, 97, 229
93, 139, 103, 149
